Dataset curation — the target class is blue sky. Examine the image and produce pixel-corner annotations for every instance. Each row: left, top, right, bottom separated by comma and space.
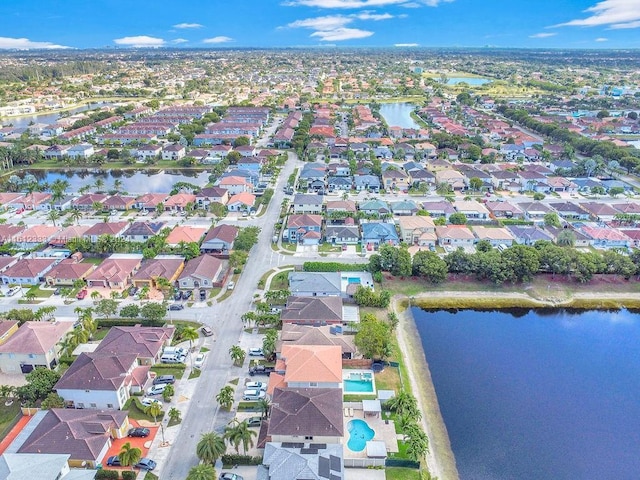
1, 0, 639, 49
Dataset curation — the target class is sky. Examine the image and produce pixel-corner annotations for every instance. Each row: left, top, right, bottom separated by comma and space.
1, 0, 639, 50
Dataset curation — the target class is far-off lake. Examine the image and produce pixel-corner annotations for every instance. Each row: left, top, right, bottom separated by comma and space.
414, 308, 640, 480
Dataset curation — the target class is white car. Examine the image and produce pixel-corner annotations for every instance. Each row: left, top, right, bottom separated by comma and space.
194, 352, 206, 369
248, 347, 263, 357
242, 389, 266, 401
246, 381, 267, 391
147, 384, 167, 396
227, 281, 235, 290
140, 398, 163, 408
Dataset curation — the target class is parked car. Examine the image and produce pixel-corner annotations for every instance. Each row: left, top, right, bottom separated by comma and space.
242, 389, 266, 401
140, 398, 163, 408
194, 353, 206, 369
199, 289, 207, 301
6, 286, 20, 297
106, 456, 121, 467
153, 375, 175, 385
248, 365, 274, 376
246, 416, 262, 427
201, 326, 214, 337
246, 381, 267, 391
183, 290, 192, 300
174, 290, 183, 301
53, 287, 62, 295
128, 286, 138, 296
169, 304, 184, 311
227, 281, 235, 290
248, 348, 263, 357
76, 289, 87, 300
135, 458, 157, 471
128, 427, 151, 437
220, 473, 244, 480
147, 384, 167, 396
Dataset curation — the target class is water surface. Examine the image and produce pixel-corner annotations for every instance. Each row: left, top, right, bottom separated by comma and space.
379, 103, 420, 129
414, 308, 640, 480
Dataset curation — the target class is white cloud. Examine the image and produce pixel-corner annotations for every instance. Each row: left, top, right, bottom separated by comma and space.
554, 0, 640, 29
173, 23, 203, 29
288, 15, 352, 30
310, 27, 374, 41
172, 38, 189, 44
203, 36, 234, 44
595, 37, 608, 41
529, 32, 557, 38
354, 12, 394, 20
0, 37, 71, 50
114, 36, 166, 47
284, 0, 451, 8
394, 43, 419, 46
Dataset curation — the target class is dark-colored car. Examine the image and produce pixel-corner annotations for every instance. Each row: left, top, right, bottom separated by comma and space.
183, 290, 192, 300
169, 304, 184, 311
249, 365, 275, 376
135, 458, 157, 471
174, 290, 182, 301
128, 286, 139, 296
128, 427, 150, 437
106, 455, 121, 467
153, 375, 176, 385
53, 287, 62, 295
199, 289, 207, 301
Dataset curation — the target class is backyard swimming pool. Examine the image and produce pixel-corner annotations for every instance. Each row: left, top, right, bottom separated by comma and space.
347, 419, 375, 452
343, 370, 376, 394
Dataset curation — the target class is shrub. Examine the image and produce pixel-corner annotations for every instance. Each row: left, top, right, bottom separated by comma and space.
95, 471, 119, 480
303, 262, 368, 272
221, 454, 263, 466
122, 472, 136, 480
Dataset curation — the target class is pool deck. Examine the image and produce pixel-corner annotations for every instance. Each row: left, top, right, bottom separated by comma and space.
343, 403, 398, 457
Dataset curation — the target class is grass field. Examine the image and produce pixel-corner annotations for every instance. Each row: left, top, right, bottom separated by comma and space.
0, 402, 21, 442
386, 467, 421, 480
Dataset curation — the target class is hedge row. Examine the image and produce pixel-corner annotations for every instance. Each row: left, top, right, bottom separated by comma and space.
303, 262, 368, 272
221, 454, 263, 466
97, 318, 166, 328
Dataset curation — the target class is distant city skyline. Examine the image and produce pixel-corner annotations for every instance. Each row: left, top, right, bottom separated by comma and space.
1, 0, 639, 50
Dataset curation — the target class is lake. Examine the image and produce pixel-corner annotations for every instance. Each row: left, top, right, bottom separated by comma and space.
2, 102, 115, 128
446, 77, 491, 86
414, 308, 640, 480
379, 102, 421, 129
19, 169, 211, 194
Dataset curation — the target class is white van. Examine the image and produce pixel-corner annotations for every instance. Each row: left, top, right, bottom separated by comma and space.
242, 389, 266, 401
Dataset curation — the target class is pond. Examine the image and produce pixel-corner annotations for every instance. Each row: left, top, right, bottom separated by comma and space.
446, 77, 491, 86
414, 307, 640, 480
378, 102, 421, 129
18, 169, 211, 194
2, 102, 116, 128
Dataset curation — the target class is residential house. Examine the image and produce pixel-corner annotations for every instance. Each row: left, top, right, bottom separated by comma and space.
48, 225, 91, 248
18, 192, 52, 211
178, 254, 227, 289
298, 163, 327, 189
579, 202, 621, 222
581, 225, 630, 249
0, 453, 97, 480
93, 325, 175, 365
281, 296, 344, 326
407, 168, 436, 188
1, 258, 58, 285
277, 324, 357, 359
358, 199, 390, 216
162, 143, 186, 160
288, 271, 374, 299
11, 409, 129, 468
45, 258, 96, 286
85, 254, 142, 289
196, 187, 229, 208
200, 224, 239, 253
353, 174, 380, 193
549, 202, 589, 220
390, 200, 419, 216
361, 222, 399, 249
102, 195, 136, 211
327, 176, 352, 192
66, 143, 95, 159
435, 226, 475, 248
259, 442, 344, 480
518, 201, 553, 222
325, 200, 356, 214
11, 225, 61, 249
165, 226, 207, 247
506, 225, 554, 245
325, 224, 360, 245
134, 193, 168, 211
0, 321, 74, 373
267, 388, 343, 444
472, 226, 515, 247
619, 229, 640, 248
0, 321, 19, 346
218, 176, 253, 195
422, 201, 455, 220
83, 222, 128, 243
55, 352, 147, 410
382, 169, 410, 191
164, 193, 196, 212
398, 216, 436, 245
435, 169, 466, 190
547, 177, 578, 193
453, 200, 490, 220
72, 194, 108, 211
545, 226, 591, 248
122, 222, 165, 243
0, 256, 19, 275
227, 192, 256, 212
485, 201, 525, 220
276, 345, 343, 390
136, 144, 162, 160
292, 194, 324, 215
131, 256, 185, 289
285, 214, 323, 245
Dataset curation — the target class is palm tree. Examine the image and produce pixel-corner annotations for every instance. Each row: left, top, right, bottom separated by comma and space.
196, 431, 226, 465
144, 401, 163, 423
168, 407, 181, 424
94, 178, 105, 192
113, 178, 123, 193
118, 442, 142, 470
405, 425, 429, 461
224, 420, 257, 454
46, 209, 61, 227
186, 464, 216, 480
90, 290, 101, 302
257, 397, 271, 419
154, 276, 171, 298
229, 345, 246, 367
69, 209, 83, 225
58, 335, 76, 357
181, 326, 199, 355
216, 386, 234, 410
68, 328, 89, 348
386, 390, 421, 422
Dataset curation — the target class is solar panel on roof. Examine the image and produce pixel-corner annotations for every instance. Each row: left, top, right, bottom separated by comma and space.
318, 456, 330, 479
330, 455, 341, 471
310, 443, 327, 449
330, 474, 342, 480
281, 442, 296, 448
300, 448, 318, 455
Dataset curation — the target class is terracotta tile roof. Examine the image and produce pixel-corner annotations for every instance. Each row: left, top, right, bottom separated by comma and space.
268, 388, 343, 437
179, 255, 223, 281
132, 257, 184, 282
0, 225, 26, 243
2, 258, 57, 278
228, 192, 256, 207
49, 225, 91, 246
56, 352, 139, 391
86, 257, 141, 284
165, 226, 207, 245
219, 176, 250, 186
281, 345, 342, 384
12, 225, 61, 243
164, 193, 196, 207
46, 260, 95, 281
202, 224, 239, 244
94, 326, 174, 358
17, 408, 128, 461
0, 321, 73, 355
287, 214, 322, 229
83, 222, 128, 238
281, 297, 343, 324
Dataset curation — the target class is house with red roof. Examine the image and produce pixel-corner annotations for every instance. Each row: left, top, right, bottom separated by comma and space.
85, 254, 142, 289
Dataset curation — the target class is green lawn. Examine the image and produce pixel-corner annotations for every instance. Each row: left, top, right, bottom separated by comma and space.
270, 271, 289, 290
0, 402, 22, 442
386, 467, 421, 480
26, 285, 54, 298
374, 366, 401, 393
188, 369, 201, 380
92, 328, 110, 340
122, 398, 164, 422
150, 365, 186, 377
